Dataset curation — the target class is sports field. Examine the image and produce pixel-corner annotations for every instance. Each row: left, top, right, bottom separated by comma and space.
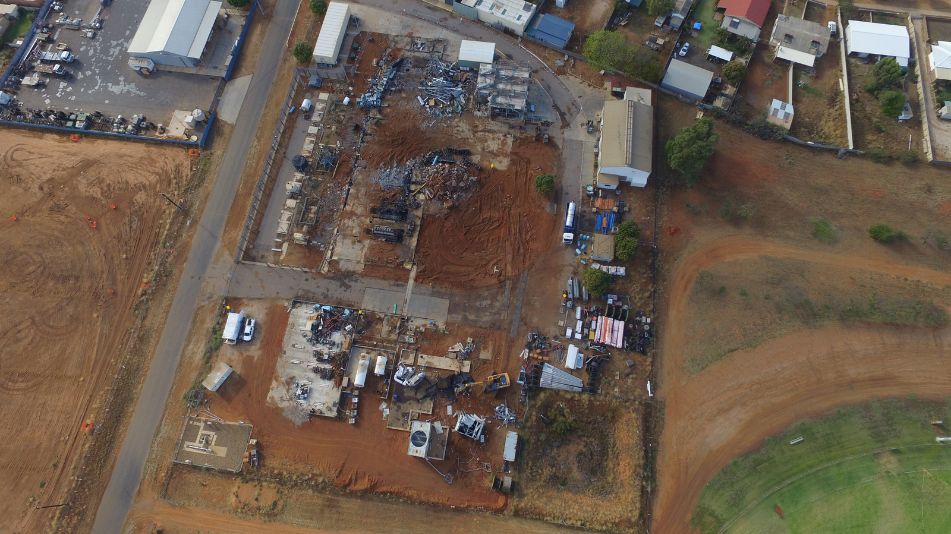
693, 398, 951, 533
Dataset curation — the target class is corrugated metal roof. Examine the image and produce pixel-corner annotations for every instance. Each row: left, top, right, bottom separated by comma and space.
845, 21, 909, 61
717, 0, 770, 27
526, 14, 574, 49
661, 59, 714, 99
539, 363, 583, 392
600, 90, 653, 172
503, 431, 518, 462
128, 0, 221, 58
776, 44, 816, 67
708, 45, 734, 62
458, 40, 496, 64
313, 2, 350, 60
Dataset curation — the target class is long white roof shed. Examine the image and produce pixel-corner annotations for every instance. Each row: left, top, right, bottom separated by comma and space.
312, 2, 351, 65
845, 20, 910, 67
129, 0, 221, 62
458, 40, 496, 67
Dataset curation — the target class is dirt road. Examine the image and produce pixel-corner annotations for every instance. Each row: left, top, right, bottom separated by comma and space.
652, 236, 951, 532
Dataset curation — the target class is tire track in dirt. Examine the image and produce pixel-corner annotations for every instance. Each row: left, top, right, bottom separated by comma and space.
653, 235, 951, 533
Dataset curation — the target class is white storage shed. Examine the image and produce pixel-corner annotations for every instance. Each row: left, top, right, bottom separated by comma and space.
202, 361, 234, 392
503, 431, 518, 462
312, 2, 351, 65
458, 40, 496, 69
222, 310, 246, 345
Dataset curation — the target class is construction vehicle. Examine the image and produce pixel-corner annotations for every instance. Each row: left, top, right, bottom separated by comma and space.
34, 63, 68, 77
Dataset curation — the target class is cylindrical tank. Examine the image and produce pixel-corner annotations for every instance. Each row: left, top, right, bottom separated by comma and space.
354, 353, 370, 388
374, 355, 388, 376
343, 96, 351, 106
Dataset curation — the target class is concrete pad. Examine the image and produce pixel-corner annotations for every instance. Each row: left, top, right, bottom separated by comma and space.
217, 74, 252, 124
361, 287, 449, 323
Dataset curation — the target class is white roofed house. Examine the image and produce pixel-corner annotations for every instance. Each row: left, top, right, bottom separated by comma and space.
596, 87, 653, 189
929, 41, 951, 81
128, 0, 223, 68
844, 20, 910, 68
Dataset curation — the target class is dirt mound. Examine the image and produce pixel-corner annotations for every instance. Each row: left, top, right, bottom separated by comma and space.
361, 117, 445, 168
414, 141, 558, 288
0, 130, 186, 532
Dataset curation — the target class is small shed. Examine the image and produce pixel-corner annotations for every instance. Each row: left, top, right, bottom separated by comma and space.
767, 99, 794, 129
503, 431, 518, 462
661, 59, 714, 101
526, 14, 575, 49
591, 234, 615, 262
202, 361, 234, 392
707, 45, 734, 63
458, 40, 496, 69
939, 101, 951, 121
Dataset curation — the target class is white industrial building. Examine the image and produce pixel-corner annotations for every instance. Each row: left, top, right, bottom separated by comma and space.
312, 2, 351, 65
597, 87, 653, 189
845, 20, 910, 67
457, 40, 496, 69
929, 41, 951, 81
452, 0, 537, 36
128, 0, 222, 68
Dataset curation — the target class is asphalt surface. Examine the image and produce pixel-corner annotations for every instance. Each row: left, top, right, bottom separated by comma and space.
90, 2, 299, 532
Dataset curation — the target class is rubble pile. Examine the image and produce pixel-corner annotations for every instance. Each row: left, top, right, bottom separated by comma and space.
417, 58, 467, 117
358, 57, 405, 109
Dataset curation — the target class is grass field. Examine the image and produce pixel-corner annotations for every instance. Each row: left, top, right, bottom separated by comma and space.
693, 398, 951, 533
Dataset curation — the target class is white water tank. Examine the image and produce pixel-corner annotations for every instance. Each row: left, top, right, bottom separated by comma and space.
192, 108, 206, 122
301, 98, 313, 112
342, 96, 351, 106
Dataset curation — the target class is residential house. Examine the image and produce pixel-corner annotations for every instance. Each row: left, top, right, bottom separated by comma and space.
769, 14, 831, 67
716, 0, 770, 41
845, 20, 910, 67
929, 41, 951, 81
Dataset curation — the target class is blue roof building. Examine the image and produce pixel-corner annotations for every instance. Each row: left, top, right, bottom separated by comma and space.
526, 14, 575, 50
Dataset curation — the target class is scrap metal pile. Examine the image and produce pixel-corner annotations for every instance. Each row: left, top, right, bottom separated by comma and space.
371, 149, 480, 208
417, 57, 468, 117
358, 57, 405, 109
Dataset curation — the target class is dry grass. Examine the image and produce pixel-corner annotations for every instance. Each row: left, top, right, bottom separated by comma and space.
513, 391, 643, 533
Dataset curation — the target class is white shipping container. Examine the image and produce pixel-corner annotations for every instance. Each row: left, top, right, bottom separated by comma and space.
312, 2, 351, 65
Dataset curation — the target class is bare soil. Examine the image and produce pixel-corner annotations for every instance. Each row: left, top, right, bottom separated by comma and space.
735, 45, 789, 120
543, 0, 615, 51
415, 139, 559, 288
790, 51, 848, 145
847, 57, 923, 152
651, 105, 951, 532
0, 130, 188, 532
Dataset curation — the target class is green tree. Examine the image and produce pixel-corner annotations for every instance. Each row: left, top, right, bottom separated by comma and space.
868, 57, 902, 93
878, 90, 906, 118
839, 0, 855, 21
616, 221, 640, 241
309, 0, 328, 15
227, 0, 250, 7
722, 60, 747, 85
582, 268, 612, 297
666, 118, 719, 186
535, 174, 555, 195
615, 221, 640, 261
293, 41, 312, 64
869, 224, 904, 243
647, 0, 674, 16
583, 30, 635, 72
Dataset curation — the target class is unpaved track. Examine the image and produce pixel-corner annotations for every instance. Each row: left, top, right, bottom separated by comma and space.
653, 235, 951, 532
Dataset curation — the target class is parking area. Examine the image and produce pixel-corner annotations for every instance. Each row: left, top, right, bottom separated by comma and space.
4, 0, 249, 139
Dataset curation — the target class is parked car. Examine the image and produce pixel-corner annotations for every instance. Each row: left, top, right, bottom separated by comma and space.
678, 42, 690, 57
243, 318, 256, 342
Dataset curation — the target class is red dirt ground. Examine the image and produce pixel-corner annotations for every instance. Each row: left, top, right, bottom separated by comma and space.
650, 115, 951, 532
205, 303, 507, 511
0, 131, 188, 532
414, 139, 559, 288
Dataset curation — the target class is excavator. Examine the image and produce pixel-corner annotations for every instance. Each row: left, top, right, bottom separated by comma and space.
458, 373, 510, 395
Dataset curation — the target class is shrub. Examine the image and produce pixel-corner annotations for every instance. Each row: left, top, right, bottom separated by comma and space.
666, 118, 718, 186
615, 221, 640, 261
309, 0, 328, 14
897, 149, 919, 164
582, 268, 612, 297
868, 224, 905, 243
878, 90, 906, 118
535, 174, 555, 195
292, 41, 312, 64
867, 57, 902, 94
866, 147, 893, 163
647, 0, 674, 16
227, 0, 250, 7
722, 60, 747, 85
811, 217, 837, 243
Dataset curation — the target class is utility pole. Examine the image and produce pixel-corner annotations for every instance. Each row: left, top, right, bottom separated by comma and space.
161, 193, 187, 213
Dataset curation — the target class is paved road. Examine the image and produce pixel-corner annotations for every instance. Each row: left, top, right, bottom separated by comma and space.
90, 2, 299, 532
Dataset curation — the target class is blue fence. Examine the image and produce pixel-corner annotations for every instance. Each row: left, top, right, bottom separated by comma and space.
223, 0, 258, 82
0, 0, 55, 87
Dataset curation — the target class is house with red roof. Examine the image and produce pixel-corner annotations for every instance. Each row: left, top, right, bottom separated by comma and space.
716, 0, 771, 41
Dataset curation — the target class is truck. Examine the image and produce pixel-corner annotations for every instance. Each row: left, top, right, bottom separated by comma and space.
221, 310, 246, 345
34, 64, 68, 77
20, 73, 48, 87
38, 50, 74, 63
562, 201, 577, 245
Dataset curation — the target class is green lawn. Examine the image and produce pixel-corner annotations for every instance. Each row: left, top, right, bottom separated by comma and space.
2, 12, 35, 44
694, 0, 718, 49
693, 398, 951, 533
